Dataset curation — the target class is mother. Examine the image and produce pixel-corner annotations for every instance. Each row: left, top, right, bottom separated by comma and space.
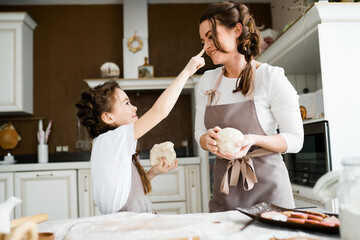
194, 1, 304, 212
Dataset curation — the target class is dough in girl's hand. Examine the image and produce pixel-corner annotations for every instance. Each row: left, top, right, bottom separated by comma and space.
150, 141, 176, 166
216, 127, 244, 154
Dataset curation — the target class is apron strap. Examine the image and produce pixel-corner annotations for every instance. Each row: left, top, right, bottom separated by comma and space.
205, 67, 225, 106
206, 61, 257, 104
220, 148, 273, 195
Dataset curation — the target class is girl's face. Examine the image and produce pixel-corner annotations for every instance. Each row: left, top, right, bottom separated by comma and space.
199, 19, 239, 65
109, 88, 138, 126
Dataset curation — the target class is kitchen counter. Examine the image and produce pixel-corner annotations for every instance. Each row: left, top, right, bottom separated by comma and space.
38, 210, 340, 240
0, 157, 200, 172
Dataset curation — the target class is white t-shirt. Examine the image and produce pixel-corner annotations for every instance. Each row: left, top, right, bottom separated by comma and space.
91, 123, 137, 214
194, 64, 304, 153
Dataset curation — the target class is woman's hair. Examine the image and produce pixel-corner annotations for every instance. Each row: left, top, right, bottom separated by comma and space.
200, 1, 260, 95
75, 80, 151, 194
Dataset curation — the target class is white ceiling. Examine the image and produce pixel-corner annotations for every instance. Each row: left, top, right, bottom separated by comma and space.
0, 0, 271, 5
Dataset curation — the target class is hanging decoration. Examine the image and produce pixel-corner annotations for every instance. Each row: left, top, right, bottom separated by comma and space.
127, 31, 143, 53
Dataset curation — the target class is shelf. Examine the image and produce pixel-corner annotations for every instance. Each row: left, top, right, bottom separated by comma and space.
256, 3, 360, 75
303, 117, 326, 125
84, 75, 201, 91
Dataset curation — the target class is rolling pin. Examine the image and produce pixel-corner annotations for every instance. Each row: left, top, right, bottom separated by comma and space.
10, 213, 48, 229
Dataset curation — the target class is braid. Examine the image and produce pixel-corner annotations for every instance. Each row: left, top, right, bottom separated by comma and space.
132, 148, 152, 194
234, 3, 260, 95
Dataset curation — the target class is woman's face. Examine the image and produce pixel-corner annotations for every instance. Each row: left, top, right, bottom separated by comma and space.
199, 19, 239, 65
110, 88, 138, 126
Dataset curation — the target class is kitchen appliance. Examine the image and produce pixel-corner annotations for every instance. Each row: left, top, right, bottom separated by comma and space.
284, 120, 331, 187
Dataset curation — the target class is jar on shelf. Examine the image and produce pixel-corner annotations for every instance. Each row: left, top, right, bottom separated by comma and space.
337, 157, 360, 240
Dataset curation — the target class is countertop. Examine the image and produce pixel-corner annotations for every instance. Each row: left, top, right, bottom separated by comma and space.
38, 210, 341, 240
0, 157, 200, 172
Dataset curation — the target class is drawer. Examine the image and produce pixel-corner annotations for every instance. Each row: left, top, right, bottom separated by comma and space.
147, 166, 186, 202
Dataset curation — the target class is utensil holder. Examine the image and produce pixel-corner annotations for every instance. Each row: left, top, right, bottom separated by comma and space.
38, 144, 48, 163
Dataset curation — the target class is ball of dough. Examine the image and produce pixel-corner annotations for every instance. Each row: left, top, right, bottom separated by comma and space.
216, 127, 244, 154
150, 141, 176, 166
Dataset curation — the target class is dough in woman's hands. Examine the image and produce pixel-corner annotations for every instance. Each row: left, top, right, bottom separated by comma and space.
150, 141, 176, 166
216, 127, 244, 154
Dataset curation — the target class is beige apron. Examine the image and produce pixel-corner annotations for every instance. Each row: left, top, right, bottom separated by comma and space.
119, 161, 153, 213
204, 64, 294, 212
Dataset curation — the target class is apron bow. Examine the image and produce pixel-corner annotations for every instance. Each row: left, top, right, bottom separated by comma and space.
219, 148, 273, 195
205, 89, 220, 105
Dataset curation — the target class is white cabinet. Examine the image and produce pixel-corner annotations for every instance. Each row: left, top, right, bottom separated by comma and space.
0, 172, 13, 203
147, 166, 186, 202
146, 164, 201, 214
14, 170, 78, 221
78, 169, 100, 218
0, 13, 37, 114
0, 173, 14, 219
292, 184, 333, 212
185, 165, 201, 213
257, 3, 360, 172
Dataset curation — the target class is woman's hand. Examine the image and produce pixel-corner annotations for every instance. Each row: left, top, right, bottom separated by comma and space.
220, 134, 257, 160
183, 49, 205, 76
147, 157, 178, 180
204, 126, 222, 155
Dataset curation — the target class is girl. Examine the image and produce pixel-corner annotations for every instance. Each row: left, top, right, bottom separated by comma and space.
76, 49, 205, 214
195, 2, 304, 212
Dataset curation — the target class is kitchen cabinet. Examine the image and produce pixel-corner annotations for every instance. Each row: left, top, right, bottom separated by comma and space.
0, 172, 13, 203
0, 13, 37, 114
292, 184, 333, 212
0, 172, 14, 219
256, 3, 360, 173
185, 165, 201, 213
78, 169, 101, 218
1, 160, 200, 218
147, 166, 186, 203
14, 170, 78, 220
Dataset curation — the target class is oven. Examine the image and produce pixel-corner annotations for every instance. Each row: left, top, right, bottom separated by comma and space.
283, 120, 331, 187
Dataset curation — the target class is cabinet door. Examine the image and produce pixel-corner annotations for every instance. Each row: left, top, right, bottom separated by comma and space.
78, 169, 100, 217
14, 170, 77, 220
147, 166, 186, 202
294, 195, 326, 209
185, 165, 201, 213
0, 14, 35, 114
0, 173, 15, 219
152, 202, 186, 214
292, 184, 333, 211
0, 172, 13, 202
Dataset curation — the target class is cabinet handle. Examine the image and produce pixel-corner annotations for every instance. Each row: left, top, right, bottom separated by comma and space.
191, 170, 195, 187
36, 173, 53, 177
293, 190, 300, 194
84, 175, 88, 192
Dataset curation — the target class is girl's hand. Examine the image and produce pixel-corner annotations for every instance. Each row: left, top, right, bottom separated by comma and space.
147, 157, 178, 180
220, 134, 256, 160
184, 49, 205, 76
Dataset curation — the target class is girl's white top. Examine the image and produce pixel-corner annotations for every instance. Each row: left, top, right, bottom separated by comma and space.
194, 64, 304, 153
91, 123, 136, 214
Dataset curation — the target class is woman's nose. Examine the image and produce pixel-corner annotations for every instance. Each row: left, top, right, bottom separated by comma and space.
204, 40, 212, 52
133, 106, 137, 112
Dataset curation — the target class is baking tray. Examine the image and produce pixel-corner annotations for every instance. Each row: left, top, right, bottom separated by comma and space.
237, 202, 339, 234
